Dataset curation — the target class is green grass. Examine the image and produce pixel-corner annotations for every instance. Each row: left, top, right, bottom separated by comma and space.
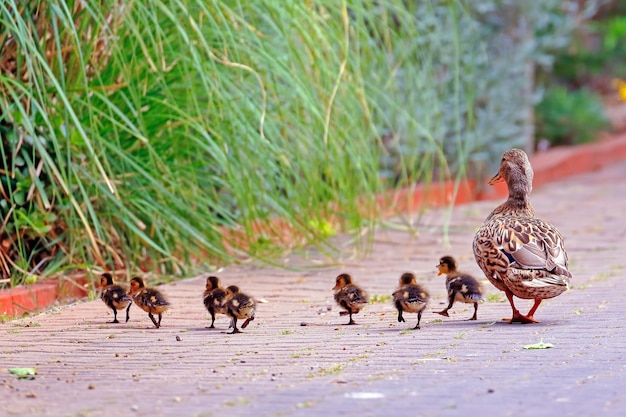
0, 0, 595, 286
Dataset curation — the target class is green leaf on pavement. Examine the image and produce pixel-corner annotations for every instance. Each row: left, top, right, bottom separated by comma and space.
523, 340, 554, 350
9, 367, 37, 379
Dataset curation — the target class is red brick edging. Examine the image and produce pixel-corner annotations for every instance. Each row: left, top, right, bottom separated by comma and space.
2, 132, 626, 318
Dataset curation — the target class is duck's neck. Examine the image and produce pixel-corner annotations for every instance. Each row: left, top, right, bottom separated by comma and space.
486, 184, 535, 220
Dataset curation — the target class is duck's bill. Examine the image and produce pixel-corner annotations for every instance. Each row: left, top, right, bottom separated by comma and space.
488, 172, 504, 185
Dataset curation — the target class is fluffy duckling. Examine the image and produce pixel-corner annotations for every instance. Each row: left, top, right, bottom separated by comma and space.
332, 273, 368, 325
100, 272, 132, 324
435, 256, 484, 320
203, 275, 228, 329
128, 276, 170, 329
223, 285, 256, 334
392, 272, 429, 330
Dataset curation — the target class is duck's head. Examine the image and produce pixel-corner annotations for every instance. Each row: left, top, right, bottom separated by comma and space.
225, 285, 240, 297
399, 272, 417, 285
100, 273, 114, 288
128, 276, 146, 296
333, 273, 352, 291
206, 276, 221, 291
437, 256, 457, 276
489, 149, 534, 198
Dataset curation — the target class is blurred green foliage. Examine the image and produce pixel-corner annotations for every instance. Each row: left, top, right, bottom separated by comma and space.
0, 0, 603, 286
535, 86, 609, 146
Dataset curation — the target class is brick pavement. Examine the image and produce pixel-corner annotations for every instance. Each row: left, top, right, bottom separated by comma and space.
1, 160, 626, 417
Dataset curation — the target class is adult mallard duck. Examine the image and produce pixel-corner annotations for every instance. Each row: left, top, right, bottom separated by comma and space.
223, 285, 256, 334
203, 275, 228, 329
392, 272, 429, 330
434, 256, 483, 320
100, 273, 132, 324
332, 273, 368, 325
128, 277, 171, 328
473, 149, 572, 323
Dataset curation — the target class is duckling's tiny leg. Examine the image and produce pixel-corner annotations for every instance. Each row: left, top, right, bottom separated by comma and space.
148, 313, 160, 328
207, 308, 216, 328
241, 316, 254, 329
346, 312, 357, 325
157, 313, 163, 327
413, 310, 422, 330
435, 296, 454, 317
228, 315, 241, 334
468, 302, 478, 321
395, 301, 405, 322
125, 304, 131, 323
111, 308, 120, 324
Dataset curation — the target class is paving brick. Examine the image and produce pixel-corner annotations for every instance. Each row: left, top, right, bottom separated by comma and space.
1, 161, 626, 417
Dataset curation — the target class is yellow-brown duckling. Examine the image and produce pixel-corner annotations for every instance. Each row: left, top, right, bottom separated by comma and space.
203, 275, 228, 329
100, 272, 132, 324
223, 285, 256, 334
128, 276, 170, 329
435, 256, 484, 320
392, 272, 429, 330
332, 273, 368, 325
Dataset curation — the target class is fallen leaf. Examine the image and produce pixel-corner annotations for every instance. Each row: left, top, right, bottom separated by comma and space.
523, 340, 554, 350
9, 368, 37, 380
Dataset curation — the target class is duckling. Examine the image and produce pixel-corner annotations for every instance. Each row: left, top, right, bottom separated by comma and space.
223, 285, 256, 334
392, 272, 429, 330
203, 275, 228, 328
100, 272, 132, 324
332, 273, 368, 325
435, 256, 484, 320
128, 276, 170, 328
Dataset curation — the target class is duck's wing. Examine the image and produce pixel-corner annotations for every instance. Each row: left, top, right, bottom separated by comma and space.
342, 285, 368, 305
447, 276, 483, 300
393, 285, 428, 304
142, 289, 171, 307
489, 216, 571, 278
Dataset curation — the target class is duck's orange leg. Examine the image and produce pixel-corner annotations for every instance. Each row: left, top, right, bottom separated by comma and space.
503, 290, 538, 324
524, 299, 542, 322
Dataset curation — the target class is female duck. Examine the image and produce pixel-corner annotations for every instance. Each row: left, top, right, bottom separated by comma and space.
473, 149, 572, 323
128, 277, 171, 328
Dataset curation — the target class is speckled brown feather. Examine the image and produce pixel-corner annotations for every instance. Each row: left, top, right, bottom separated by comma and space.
334, 285, 368, 314
474, 215, 571, 300
445, 272, 484, 304
392, 284, 429, 314
473, 149, 572, 320
132, 287, 171, 315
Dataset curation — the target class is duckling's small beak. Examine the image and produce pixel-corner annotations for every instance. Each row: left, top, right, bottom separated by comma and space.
332, 285, 339, 291
488, 172, 504, 185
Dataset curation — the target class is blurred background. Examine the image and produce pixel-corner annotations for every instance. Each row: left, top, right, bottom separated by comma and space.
1, 0, 624, 289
